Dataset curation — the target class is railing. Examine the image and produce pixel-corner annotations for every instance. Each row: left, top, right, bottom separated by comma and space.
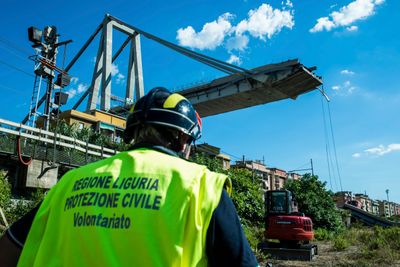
0, 118, 118, 166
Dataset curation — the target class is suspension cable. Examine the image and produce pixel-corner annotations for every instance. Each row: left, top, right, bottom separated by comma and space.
320, 87, 334, 190
327, 99, 343, 191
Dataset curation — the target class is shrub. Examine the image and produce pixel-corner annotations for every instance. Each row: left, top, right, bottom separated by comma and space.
333, 235, 349, 251
314, 228, 333, 241
284, 174, 344, 232
0, 172, 45, 235
190, 153, 264, 228
243, 224, 264, 249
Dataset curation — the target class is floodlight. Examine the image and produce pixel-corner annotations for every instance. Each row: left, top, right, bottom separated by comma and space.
56, 73, 71, 87
28, 26, 42, 44
54, 92, 68, 105
43, 26, 58, 44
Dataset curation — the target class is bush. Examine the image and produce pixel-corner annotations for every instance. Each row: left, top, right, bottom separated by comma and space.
314, 228, 334, 241
0, 172, 45, 235
333, 235, 349, 251
190, 153, 264, 228
229, 168, 264, 227
284, 173, 344, 232
341, 226, 400, 265
242, 224, 264, 249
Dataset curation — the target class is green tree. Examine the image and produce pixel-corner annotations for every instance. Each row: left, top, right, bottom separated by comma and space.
0, 171, 11, 213
229, 168, 264, 226
0, 172, 45, 235
284, 173, 343, 232
190, 153, 264, 227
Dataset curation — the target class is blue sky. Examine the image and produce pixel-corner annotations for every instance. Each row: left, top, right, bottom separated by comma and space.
0, 0, 399, 202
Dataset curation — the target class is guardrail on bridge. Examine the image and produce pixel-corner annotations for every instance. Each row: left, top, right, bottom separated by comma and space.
0, 118, 118, 167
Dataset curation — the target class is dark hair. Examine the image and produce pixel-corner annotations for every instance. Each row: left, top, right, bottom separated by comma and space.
131, 124, 183, 152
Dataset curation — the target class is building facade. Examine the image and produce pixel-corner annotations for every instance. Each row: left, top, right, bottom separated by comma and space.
195, 143, 231, 170
37, 109, 126, 143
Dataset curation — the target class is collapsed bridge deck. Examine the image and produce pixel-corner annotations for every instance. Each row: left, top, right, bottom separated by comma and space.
180, 59, 323, 118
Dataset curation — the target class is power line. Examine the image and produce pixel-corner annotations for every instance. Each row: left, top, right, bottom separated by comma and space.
0, 36, 31, 56
0, 58, 34, 77
292, 161, 312, 171
0, 84, 26, 95
0, 46, 30, 62
220, 150, 243, 161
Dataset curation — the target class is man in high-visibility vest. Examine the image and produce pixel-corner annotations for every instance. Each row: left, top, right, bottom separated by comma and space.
0, 87, 258, 266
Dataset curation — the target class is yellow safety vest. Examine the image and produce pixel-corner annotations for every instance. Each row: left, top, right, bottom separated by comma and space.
18, 148, 228, 267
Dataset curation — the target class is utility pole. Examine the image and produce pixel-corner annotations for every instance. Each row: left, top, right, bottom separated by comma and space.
26, 26, 72, 129
310, 158, 314, 176
288, 159, 315, 177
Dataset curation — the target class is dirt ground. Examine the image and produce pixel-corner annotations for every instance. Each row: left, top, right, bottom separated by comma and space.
260, 241, 400, 267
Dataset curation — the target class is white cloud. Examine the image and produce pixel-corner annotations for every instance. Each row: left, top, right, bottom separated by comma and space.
346, 25, 358, 31
282, 0, 293, 8
66, 88, 77, 98
176, 3, 294, 53
366, 144, 400, 156
177, 13, 234, 50
66, 83, 88, 99
77, 83, 88, 93
341, 69, 355, 75
310, 0, 384, 33
226, 55, 242, 65
310, 17, 335, 33
225, 35, 249, 51
348, 86, 356, 93
116, 73, 125, 85
353, 143, 400, 158
331, 80, 357, 95
235, 3, 294, 40
70, 77, 79, 84
111, 64, 120, 76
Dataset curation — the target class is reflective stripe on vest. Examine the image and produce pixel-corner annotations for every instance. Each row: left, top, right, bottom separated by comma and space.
17, 148, 227, 267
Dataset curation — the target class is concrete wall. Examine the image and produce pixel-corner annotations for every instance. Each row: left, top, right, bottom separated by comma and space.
26, 160, 58, 189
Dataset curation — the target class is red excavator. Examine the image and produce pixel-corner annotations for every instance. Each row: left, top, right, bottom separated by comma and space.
259, 190, 317, 261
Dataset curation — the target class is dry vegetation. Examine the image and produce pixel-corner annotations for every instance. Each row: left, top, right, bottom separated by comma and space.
261, 226, 400, 267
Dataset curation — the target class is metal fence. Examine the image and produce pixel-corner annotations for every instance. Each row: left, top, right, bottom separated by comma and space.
0, 118, 118, 166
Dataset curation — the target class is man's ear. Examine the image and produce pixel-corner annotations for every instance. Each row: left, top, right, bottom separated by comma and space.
178, 132, 191, 150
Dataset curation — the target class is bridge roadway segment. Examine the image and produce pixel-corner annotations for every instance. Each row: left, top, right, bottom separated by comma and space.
342, 203, 400, 227
179, 59, 322, 118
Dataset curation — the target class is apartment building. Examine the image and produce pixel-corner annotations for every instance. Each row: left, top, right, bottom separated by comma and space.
232, 160, 270, 193
355, 194, 372, 213
378, 200, 395, 217
195, 143, 231, 170
371, 200, 380, 216
37, 109, 126, 142
268, 168, 288, 190
333, 191, 354, 208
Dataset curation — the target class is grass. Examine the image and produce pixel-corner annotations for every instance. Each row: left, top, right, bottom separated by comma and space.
259, 226, 400, 266
326, 226, 400, 266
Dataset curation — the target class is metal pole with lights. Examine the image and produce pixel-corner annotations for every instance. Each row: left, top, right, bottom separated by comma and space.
27, 26, 72, 130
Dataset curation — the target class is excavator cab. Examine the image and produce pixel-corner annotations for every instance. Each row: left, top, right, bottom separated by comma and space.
264, 190, 313, 242
265, 190, 300, 215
